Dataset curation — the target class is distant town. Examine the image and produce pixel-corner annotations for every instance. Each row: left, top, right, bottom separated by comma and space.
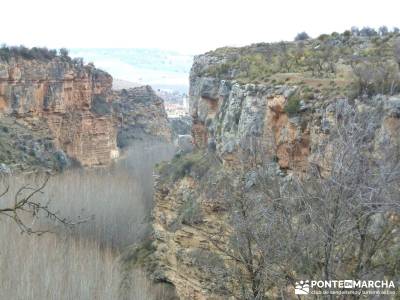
156, 89, 189, 118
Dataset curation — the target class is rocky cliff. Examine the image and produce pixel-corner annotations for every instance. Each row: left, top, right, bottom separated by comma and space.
0, 52, 117, 168
0, 48, 172, 171
151, 32, 400, 299
112, 86, 172, 148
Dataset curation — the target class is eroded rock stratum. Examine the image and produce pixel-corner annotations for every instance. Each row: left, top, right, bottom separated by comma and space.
151, 38, 400, 299
0, 55, 117, 167
0, 53, 171, 171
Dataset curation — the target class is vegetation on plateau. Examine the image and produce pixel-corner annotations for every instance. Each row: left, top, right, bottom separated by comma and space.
199, 26, 400, 100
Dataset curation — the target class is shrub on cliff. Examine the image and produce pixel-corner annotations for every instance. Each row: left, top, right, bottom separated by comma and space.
201, 62, 232, 78
351, 57, 400, 96
28, 47, 57, 60
158, 151, 218, 183
294, 31, 310, 41
198, 26, 400, 91
284, 93, 301, 115
179, 193, 203, 226
360, 26, 378, 37
91, 95, 111, 116
168, 192, 204, 231
0, 45, 11, 61
0, 45, 66, 62
59, 48, 69, 59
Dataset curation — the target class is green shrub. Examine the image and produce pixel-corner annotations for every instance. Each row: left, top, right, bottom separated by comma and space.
158, 151, 218, 183
179, 194, 203, 225
0, 46, 11, 61
303, 92, 314, 100
284, 94, 301, 115
294, 32, 310, 41
91, 95, 111, 115
168, 192, 204, 231
0, 45, 64, 62
169, 154, 197, 181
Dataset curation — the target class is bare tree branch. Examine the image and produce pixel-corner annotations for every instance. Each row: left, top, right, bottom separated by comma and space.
0, 174, 88, 235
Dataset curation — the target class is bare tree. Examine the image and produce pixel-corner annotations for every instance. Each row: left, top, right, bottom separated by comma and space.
298, 106, 399, 280
200, 104, 399, 299
0, 174, 86, 234
359, 27, 378, 37
198, 137, 311, 299
305, 40, 339, 77
379, 26, 389, 36
277, 42, 293, 73
351, 56, 400, 96
351, 26, 360, 36
292, 41, 305, 68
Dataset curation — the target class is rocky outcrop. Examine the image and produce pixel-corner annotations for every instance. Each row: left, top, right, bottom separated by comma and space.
0, 55, 118, 167
152, 48, 400, 299
112, 86, 172, 148
189, 76, 312, 171
169, 116, 192, 136
152, 171, 230, 299
0, 53, 173, 170
0, 115, 68, 172
174, 135, 193, 154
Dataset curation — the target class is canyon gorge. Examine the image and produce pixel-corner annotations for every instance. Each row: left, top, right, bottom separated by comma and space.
1, 28, 400, 300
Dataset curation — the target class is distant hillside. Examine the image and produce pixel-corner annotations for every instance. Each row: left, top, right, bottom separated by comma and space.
112, 78, 141, 90
69, 48, 193, 93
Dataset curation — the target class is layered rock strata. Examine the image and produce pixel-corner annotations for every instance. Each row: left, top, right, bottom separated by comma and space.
0, 56, 117, 167
0, 55, 173, 170
151, 50, 400, 299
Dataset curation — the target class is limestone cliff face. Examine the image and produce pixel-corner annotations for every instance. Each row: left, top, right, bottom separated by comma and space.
189, 78, 311, 171
0, 56, 118, 167
152, 50, 400, 299
112, 86, 172, 147
153, 172, 230, 300
188, 53, 400, 171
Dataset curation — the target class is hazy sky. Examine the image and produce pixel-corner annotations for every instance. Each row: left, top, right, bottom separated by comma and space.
2, 0, 399, 54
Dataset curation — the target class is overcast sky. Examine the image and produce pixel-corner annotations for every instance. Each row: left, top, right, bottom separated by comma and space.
2, 0, 399, 54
